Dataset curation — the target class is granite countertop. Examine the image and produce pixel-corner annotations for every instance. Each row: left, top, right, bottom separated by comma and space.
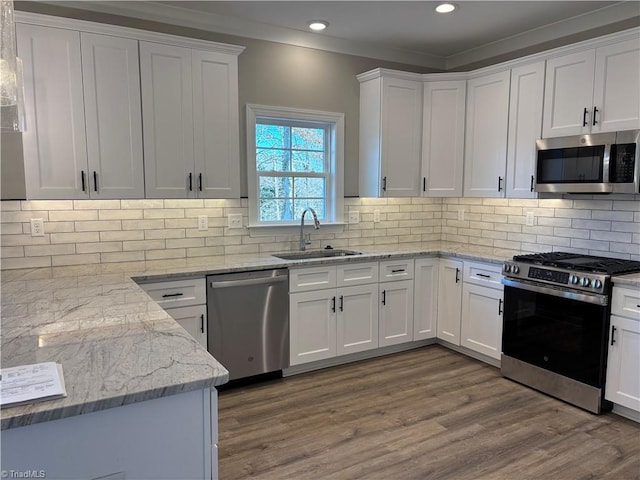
1, 242, 513, 430
613, 272, 640, 288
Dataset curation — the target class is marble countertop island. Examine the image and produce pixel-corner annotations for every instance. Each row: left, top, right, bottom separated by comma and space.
1, 242, 514, 430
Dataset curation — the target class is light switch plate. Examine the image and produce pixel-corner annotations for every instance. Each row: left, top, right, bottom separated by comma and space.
227, 214, 243, 229
30, 218, 44, 236
373, 210, 381, 223
458, 208, 465, 221
525, 211, 535, 226
348, 211, 360, 224
197, 215, 208, 231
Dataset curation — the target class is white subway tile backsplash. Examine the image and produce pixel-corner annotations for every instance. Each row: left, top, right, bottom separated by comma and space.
0, 197, 638, 269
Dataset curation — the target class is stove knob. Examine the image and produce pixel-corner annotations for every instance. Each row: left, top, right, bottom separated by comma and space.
512, 265, 520, 274
593, 279, 602, 289
581, 277, 591, 287
570, 275, 580, 285
504, 264, 512, 273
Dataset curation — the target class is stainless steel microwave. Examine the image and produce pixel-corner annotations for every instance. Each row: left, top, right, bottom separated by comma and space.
535, 130, 639, 194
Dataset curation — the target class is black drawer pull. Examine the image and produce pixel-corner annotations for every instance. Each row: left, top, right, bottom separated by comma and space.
188, 173, 193, 191
198, 173, 203, 191
382, 176, 387, 192
161, 292, 184, 298
498, 298, 503, 316
593, 107, 598, 126
339, 295, 344, 311
331, 296, 336, 313
477, 273, 491, 279
93, 171, 98, 192
611, 325, 617, 346
455, 268, 460, 283
382, 290, 386, 305
391, 269, 405, 273
200, 314, 205, 333
530, 175, 535, 192
423, 177, 426, 192
582, 107, 589, 127
81, 171, 86, 192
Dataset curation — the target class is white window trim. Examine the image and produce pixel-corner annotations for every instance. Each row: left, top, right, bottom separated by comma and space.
246, 104, 344, 229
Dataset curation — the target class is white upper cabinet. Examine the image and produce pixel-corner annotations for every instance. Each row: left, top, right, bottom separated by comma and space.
506, 61, 545, 198
81, 33, 144, 199
192, 50, 240, 199
543, 38, 640, 137
421, 81, 466, 197
359, 71, 422, 197
140, 42, 195, 199
141, 42, 241, 199
463, 70, 511, 197
18, 24, 88, 199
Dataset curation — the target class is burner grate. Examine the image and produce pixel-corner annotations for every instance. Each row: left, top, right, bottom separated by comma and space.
513, 252, 640, 275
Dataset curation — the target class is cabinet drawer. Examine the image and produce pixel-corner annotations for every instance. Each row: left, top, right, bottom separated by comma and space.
379, 259, 414, 282
463, 261, 503, 289
139, 277, 206, 308
612, 286, 640, 320
289, 266, 337, 293
336, 262, 379, 286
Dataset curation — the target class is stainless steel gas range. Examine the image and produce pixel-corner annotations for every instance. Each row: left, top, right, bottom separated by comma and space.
500, 252, 640, 414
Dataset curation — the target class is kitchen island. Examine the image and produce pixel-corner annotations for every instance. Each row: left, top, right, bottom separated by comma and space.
1, 242, 512, 479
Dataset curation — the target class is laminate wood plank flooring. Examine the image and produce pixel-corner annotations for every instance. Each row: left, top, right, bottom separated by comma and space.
218, 345, 640, 480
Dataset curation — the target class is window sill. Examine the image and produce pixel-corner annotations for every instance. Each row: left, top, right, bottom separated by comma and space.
248, 222, 347, 237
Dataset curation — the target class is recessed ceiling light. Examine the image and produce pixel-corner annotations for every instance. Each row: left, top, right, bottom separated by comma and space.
308, 20, 329, 31
435, 3, 456, 14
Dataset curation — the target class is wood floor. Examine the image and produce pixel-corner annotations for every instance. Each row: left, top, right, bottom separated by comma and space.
217, 346, 640, 480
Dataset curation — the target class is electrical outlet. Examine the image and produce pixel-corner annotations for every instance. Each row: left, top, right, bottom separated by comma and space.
30, 218, 44, 236
458, 208, 465, 221
227, 214, 243, 229
197, 215, 208, 231
525, 211, 535, 227
373, 210, 381, 223
348, 211, 360, 224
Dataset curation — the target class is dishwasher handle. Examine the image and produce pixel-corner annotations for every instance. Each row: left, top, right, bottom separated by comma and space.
210, 275, 287, 289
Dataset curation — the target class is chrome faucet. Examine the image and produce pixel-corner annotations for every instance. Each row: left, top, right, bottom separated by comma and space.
299, 207, 320, 251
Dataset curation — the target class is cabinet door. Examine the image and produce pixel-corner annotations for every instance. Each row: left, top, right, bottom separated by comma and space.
506, 62, 544, 198
290, 290, 336, 365
192, 50, 240, 198
460, 283, 503, 360
542, 50, 596, 138
414, 258, 438, 340
605, 315, 640, 412
140, 42, 194, 198
337, 284, 379, 355
421, 81, 465, 197
463, 71, 510, 198
437, 259, 463, 345
592, 39, 640, 133
167, 304, 207, 349
81, 33, 144, 199
17, 24, 88, 199
379, 280, 414, 347
380, 77, 422, 197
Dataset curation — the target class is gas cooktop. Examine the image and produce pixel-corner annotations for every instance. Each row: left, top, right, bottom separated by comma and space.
513, 252, 640, 276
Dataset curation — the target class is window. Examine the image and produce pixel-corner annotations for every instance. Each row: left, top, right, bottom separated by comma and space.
247, 105, 344, 227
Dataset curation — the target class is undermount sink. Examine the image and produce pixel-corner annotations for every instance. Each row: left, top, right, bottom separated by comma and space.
273, 249, 362, 260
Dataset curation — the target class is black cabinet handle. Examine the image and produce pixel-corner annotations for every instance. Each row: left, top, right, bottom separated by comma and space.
498, 176, 503, 192
382, 176, 387, 192
81, 171, 86, 192
530, 175, 535, 192
161, 292, 184, 298
582, 107, 589, 127
593, 107, 598, 126
455, 268, 460, 283
391, 269, 405, 273
331, 296, 336, 313
498, 298, 503, 315
198, 173, 203, 192
339, 295, 344, 311
423, 177, 426, 192
200, 314, 205, 333
93, 171, 98, 192
382, 290, 386, 306
611, 325, 617, 345
188, 173, 193, 191
477, 273, 491, 279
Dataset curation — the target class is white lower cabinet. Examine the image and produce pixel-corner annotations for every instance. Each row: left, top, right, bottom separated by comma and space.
290, 289, 337, 365
414, 258, 439, 340
606, 285, 640, 416
379, 280, 414, 347
337, 284, 379, 355
166, 304, 207, 348
460, 262, 504, 360
437, 259, 463, 345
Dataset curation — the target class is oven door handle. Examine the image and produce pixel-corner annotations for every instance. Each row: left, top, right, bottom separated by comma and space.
502, 278, 608, 306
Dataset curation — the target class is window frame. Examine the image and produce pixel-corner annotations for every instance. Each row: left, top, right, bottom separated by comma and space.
246, 104, 344, 228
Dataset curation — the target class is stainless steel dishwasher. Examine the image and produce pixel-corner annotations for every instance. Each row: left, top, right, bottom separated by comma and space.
207, 269, 289, 381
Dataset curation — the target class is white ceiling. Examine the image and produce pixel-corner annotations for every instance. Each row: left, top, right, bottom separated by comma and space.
46, 1, 640, 70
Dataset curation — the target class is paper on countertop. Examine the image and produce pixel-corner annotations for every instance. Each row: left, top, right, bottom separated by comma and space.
0, 362, 67, 407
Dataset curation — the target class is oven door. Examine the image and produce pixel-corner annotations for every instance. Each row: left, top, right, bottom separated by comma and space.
502, 279, 610, 388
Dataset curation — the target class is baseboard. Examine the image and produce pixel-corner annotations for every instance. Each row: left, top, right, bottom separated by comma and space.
612, 404, 640, 423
